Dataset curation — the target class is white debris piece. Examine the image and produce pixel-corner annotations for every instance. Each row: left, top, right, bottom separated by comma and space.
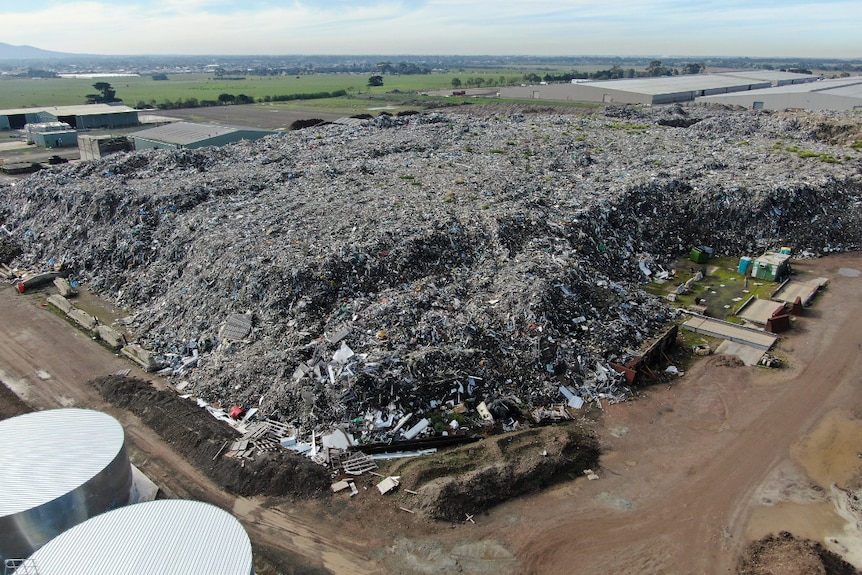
332, 342, 355, 364
559, 385, 585, 409
376, 476, 401, 495
403, 418, 429, 440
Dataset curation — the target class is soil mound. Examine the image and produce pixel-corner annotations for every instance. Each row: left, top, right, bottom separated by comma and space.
738, 532, 859, 575
390, 424, 600, 521
90, 375, 329, 498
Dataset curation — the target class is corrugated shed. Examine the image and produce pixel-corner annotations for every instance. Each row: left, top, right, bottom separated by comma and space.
698, 77, 862, 110
0, 103, 136, 116
25, 500, 254, 575
131, 121, 274, 147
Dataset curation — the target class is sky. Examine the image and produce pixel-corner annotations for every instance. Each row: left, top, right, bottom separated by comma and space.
1, 0, 859, 58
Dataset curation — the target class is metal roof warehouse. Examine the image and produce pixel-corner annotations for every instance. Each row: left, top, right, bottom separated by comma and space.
0, 103, 139, 130
499, 71, 819, 106
131, 121, 276, 150
699, 76, 862, 111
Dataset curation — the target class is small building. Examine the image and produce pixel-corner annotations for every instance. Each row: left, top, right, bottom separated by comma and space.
34, 129, 78, 148
751, 252, 792, 282
131, 121, 276, 150
24, 122, 71, 144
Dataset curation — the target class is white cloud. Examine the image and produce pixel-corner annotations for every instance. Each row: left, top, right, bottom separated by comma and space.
0, 0, 859, 56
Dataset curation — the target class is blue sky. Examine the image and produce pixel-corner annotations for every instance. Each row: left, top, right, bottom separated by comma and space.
1, 0, 859, 57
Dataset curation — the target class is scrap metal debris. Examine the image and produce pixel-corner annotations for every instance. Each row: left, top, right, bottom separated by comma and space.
1, 105, 860, 455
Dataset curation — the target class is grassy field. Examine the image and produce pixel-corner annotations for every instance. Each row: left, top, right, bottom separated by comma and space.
643, 255, 777, 323
0, 69, 558, 110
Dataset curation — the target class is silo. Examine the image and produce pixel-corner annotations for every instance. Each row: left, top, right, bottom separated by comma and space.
21, 500, 254, 575
0, 408, 132, 562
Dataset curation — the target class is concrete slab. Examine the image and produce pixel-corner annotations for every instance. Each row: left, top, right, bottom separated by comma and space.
715, 340, 766, 366
736, 298, 785, 325
772, 277, 829, 305
682, 315, 777, 350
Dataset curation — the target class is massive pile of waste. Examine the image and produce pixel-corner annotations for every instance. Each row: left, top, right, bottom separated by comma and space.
2, 104, 860, 443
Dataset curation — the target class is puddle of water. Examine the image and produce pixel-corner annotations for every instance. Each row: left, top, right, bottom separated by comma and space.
746, 501, 846, 542
791, 410, 862, 488
838, 268, 861, 278
746, 410, 862, 568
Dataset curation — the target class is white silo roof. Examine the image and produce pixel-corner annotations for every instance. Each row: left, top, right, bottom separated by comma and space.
0, 408, 126, 517
25, 500, 254, 575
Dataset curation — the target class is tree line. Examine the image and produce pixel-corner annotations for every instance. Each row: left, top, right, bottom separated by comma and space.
523, 61, 706, 83
450, 61, 706, 89
134, 89, 348, 110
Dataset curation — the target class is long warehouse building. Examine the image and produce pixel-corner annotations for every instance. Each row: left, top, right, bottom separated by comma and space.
0, 103, 139, 130
499, 71, 819, 106
698, 76, 862, 111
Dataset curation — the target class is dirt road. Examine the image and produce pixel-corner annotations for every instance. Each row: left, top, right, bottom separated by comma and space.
0, 291, 378, 575
479, 253, 862, 574
2, 252, 861, 574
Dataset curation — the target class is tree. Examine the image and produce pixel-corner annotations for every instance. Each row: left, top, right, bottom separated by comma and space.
151, 73, 168, 81
451, 77, 462, 88
367, 75, 384, 87
682, 62, 705, 75
645, 60, 673, 77
86, 82, 119, 104
218, 93, 236, 105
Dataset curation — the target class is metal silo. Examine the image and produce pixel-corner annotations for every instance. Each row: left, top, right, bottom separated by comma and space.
20, 499, 254, 575
0, 408, 132, 563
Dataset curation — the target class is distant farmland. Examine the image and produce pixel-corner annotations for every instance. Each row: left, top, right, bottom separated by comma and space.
0, 70, 534, 110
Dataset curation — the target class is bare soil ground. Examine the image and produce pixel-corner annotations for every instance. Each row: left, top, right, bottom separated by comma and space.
155, 105, 349, 130
738, 532, 857, 575
2, 251, 861, 574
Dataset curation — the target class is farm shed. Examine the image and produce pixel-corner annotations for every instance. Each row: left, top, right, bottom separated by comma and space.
131, 121, 276, 150
0, 104, 138, 130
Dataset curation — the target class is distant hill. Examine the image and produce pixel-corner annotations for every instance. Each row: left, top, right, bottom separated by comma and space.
0, 42, 75, 59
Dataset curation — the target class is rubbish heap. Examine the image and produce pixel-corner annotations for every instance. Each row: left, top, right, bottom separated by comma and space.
1, 104, 860, 448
